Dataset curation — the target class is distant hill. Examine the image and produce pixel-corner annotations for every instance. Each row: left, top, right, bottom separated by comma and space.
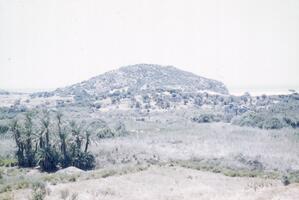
55, 64, 229, 96
2, 64, 298, 130
0, 89, 9, 95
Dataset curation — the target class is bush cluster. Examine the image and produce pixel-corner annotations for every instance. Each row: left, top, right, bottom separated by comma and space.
10, 110, 95, 172
0, 124, 9, 134
191, 114, 222, 123
232, 111, 299, 129
96, 122, 128, 139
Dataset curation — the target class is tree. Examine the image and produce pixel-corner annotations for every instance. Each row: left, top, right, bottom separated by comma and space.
11, 119, 25, 166
56, 112, 70, 168
41, 110, 50, 147
36, 110, 58, 171
23, 112, 36, 167
69, 121, 83, 164
84, 131, 91, 153
36, 146, 59, 172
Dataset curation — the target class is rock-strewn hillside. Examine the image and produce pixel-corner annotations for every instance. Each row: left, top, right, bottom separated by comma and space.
55, 64, 229, 96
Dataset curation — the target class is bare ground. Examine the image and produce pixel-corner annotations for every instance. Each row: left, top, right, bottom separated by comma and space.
12, 165, 299, 200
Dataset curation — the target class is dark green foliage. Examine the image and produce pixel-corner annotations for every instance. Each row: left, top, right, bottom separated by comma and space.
96, 127, 115, 139
281, 175, 290, 186
263, 117, 284, 129
66, 121, 96, 170
23, 113, 36, 167
232, 111, 298, 129
56, 112, 70, 168
11, 112, 37, 167
0, 124, 9, 134
11, 119, 25, 166
192, 114, 222, 123
283, 117, 299, 128
232, 95, 299, 129
10, 111, 96, 172
95, 122, 128, 139
84, 132, 90, 153
36, 146, 59, 172
36, 110, 58, 171
73, 151, 95, 170
232, 112, 264, 128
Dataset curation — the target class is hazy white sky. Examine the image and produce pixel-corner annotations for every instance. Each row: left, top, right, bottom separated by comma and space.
0, 0, 298, 92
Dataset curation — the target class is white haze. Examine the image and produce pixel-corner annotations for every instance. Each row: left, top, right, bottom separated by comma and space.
0, 0, 299, 95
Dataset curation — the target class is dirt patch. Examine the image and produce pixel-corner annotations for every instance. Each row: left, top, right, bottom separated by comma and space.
31, 166, 299, 200
55, 166, 84, 175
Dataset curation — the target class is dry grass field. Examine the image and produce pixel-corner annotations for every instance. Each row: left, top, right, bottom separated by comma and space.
1, 118, 299, 199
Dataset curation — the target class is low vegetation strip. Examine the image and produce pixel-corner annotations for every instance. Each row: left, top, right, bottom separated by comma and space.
174, 159, 299, 185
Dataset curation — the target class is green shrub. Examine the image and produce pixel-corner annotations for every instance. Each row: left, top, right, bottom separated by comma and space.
263, 117, 285, 129
31, 182, 46, 200
283, 117, 299, 128
16, 180, 30, 189
97, 127, 115, 139
281, 175, 290, 186
0, 158, 18, 167
232, 112, 291, 129
73, 152, 95, 170
0, 124, 9, 134
36, 147, 59, 172
232, 112, 264, 128
68, 176, 77, 182
192, 114, 222, 123
1, 185, 12, 193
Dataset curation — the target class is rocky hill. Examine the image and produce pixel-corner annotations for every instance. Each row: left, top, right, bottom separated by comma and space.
55, 64, 229, 96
